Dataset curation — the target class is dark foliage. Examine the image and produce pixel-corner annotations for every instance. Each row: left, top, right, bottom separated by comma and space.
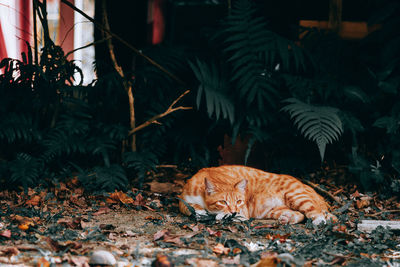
1, 0, 399, 194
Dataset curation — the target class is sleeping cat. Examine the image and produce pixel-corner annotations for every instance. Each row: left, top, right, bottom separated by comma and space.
179, 165, 337, 225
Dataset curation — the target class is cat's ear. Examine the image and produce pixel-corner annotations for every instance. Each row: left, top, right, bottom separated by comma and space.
204, 178, 216, 195
235, 179, 248, 193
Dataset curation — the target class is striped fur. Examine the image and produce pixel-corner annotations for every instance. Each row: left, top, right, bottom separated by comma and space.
179, 165, 337, 225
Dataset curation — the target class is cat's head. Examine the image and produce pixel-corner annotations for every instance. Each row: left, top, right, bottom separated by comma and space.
203, 178, 249, 221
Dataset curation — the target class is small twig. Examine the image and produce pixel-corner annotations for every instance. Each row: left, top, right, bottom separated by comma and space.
65, 37, 111, 58
156, 165, 178, 168
323, 251, 355, 259
303, 180, 344, 205
364, 209, 400, 217
128, 90, 192, 136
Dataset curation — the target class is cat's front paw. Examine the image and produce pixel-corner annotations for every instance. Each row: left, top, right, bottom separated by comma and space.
215, 213, 227, 220
195, 209, 207, 219
312, 216, 326, 225
232, 215, 248, 222
312, 212, 337, 225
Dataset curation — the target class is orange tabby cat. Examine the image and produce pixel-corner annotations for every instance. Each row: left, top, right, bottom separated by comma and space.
179, 165, 336, 225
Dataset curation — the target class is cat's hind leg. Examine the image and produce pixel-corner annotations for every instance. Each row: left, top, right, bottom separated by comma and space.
284, 192, 337, 225
266, 206, 305, 224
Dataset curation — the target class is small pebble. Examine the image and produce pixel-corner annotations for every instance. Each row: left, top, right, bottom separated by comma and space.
89, 250, 116, 266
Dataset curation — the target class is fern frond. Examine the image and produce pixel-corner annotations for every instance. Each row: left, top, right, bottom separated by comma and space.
94, 164, 128, 191
219, 0, 308, 108
0, 113, 39, 143
189, 59, 235, 124
123, 151, 158, 187
9, 153, 43, 190
281, 98, 343, 161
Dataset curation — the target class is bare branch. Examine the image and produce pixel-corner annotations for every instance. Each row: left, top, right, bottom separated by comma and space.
128, 90, 192, 136
65, 37, 111, 58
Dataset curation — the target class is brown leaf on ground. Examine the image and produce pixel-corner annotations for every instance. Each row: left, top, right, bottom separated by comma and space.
44, 237, 83, 253
107, 191, 135, 205
1, 247, 20, 256
254, 224, 275, 229
206, 227, 222, 237
351, 190, 360, 198
145, 215, 163, 221
163, 232, 199, 246
222, 255, 241, 265
134, 193, 145, 206
253, 252, 279, 267
153, 229, 199, 246
152, 254, 174, 267
69, 255, 90, 267
212, 243, 230, 255
69, 194, 87, 208
12, 215, 35, 231
154, 229, 170, 241
57, 217, 83, 230
148, 181, 180, 194
356, 197, 371, 209
226, 225, 238, 233
25, 195, 41, 206
185, 224, 204, 232
186, 258, 219, 267
66, 176, 80, 188
36, 257, 50, 267
93, 207, 111, 216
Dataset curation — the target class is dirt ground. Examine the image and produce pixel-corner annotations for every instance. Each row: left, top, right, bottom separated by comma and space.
0, 169, 400, 266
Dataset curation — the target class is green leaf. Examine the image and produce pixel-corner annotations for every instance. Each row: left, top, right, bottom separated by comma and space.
281, 98, 343, 161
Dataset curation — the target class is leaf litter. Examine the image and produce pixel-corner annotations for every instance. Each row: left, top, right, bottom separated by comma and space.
0, 168, 399, 266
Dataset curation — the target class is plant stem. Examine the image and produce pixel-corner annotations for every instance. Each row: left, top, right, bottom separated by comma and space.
102, 0, 136, 151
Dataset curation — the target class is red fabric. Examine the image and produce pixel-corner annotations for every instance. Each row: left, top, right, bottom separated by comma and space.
19, 0, 31, 59
152, 0, 165, 44
58, 0, 74, 59
0, 22, 7, 60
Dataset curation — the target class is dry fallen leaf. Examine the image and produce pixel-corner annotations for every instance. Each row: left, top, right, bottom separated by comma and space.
186, 258, 219, 267
1, 247, 20, 256
356, 196, 371, 209
252, 252, 279, 267
93, 206, 111, 216
222, 255, 241, 265
212, 243, 230, 255
153, 229, 170, 241
26, 195, 41, 206
57, 217, 83, 230
107, 191, 135, 205
152, 254, 173, 267
147, 181, 181, 194
206, 227, 222, 237
36, 257, 50, 267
